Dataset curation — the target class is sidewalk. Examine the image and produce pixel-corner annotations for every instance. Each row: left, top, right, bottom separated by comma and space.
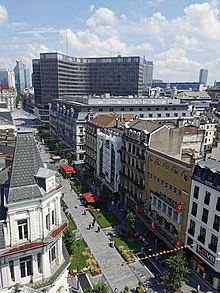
61, 178, 141, 292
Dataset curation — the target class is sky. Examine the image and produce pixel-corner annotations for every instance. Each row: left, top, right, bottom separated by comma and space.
0, 0, 220, 85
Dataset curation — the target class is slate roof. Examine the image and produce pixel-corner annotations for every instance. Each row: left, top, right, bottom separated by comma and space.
127, 119, 165, 133
8, 131, 44, 203
197, 159, 220, 173
0, 107, 13, 123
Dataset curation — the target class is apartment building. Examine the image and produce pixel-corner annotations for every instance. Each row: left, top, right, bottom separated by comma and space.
146, 148, 192, 248
0, 87, 17, 111
0, 131, 69, 292
50, 96, 191, 160
185, 159, 220, 290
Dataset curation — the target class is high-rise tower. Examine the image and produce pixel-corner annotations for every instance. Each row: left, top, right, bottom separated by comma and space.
199, 69, 208, 85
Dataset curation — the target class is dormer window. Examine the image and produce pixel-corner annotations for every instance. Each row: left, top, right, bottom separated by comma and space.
194, 166, 202, 177
206, 171, 214, 183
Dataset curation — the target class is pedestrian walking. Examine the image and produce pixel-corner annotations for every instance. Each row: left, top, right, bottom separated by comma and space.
92, 218, 95, 227
97, 226, 100, 232
88, 224, 91, 230
75, 205, 78, 209
82, 209, 87, 215
196, 284, 200, 293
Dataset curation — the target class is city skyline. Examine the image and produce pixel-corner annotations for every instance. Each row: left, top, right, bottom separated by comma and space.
0, 0, 220, 85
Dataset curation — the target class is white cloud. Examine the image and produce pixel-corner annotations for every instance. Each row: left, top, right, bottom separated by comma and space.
0, 5, 8, 23
21, 43, 51, 69
0, 57, 14, 70
89, 4, 95, 13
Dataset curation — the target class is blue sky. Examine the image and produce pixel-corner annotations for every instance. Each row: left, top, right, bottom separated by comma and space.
0, 0, 219, 84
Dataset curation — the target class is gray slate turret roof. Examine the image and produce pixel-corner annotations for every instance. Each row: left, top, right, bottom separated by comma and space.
8, 130, 44, 203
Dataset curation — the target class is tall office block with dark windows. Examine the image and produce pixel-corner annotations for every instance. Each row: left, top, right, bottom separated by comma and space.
199, 69, 208, 84
32, 52, 149, 107
143, 60, 154, 87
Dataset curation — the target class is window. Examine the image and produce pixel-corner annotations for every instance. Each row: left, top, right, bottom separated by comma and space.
37, 253, 42, 273
158, 200, 162, 209
168, 207, 172, 217
187, 237, 193, 246
162, 203, 167, 213
206, 171, 214, 182
153, 196, 156, 206
156, 107, 159, 111
140, 113, 144, 118
130, 108, 133, 111
46, 214, 50, 230
216, 197, 220, 212
20, 256, 32, 278
195, 167, 202, 177
49, 246, 56, 263
166, 113, 170, 117
18, 219, 28, 240
157, 113, 161, 117
201, 208, 209, 224
51, 210, 55, 225
193, 186, 199, 199
149, 114, 152, 118
121, 108, 124, 111
198, 226, 206, 244
209, 234, 218, 253
139, 107, 142, 111
110, 108, 114, 112
9, 260, 15, 281
79, 127, 83, 133
213, 215, 220, 231
188, 219, 195, 236
99, 108, 103, 112
204, 191, 211, 205
191, 202, 198, 217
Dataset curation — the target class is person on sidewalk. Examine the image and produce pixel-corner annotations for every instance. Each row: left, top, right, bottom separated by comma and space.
97, 226, 100, 232
196, 284, 200, 293
82, 209, 87, 215
92, 218, 95, 227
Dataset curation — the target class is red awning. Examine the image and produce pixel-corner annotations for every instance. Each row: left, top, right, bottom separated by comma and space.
60, 164, 77, 175
82, 192, 100, 203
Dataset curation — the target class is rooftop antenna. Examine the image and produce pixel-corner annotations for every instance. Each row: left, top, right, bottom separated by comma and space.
65, 30, 68, 55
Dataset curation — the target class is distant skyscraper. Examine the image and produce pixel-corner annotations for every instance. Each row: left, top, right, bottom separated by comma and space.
14, 60, 31, 94
143, 60, 154, 87
199, 69, 208, 84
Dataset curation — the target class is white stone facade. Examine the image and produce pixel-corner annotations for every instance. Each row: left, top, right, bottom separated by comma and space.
0, 171, 69, 293
96, 128, 122, 193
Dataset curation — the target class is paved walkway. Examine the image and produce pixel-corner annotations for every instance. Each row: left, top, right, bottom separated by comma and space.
60, 177, 216, 293
61, 178, 155, 292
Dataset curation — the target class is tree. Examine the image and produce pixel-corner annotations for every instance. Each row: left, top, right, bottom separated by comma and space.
126, 211, 135, 228
163, 254, 189, 291
84, 281, 109, 293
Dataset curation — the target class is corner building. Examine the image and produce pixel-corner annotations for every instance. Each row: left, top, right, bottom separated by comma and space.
0, 131, 69, 293
186, 159, 220, 290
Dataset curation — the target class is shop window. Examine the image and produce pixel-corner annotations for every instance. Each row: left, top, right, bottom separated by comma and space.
198, 226, 206, 244
213, 215, 220, 231
162, 203, 167, 213
204, 191, 211, 205
49, 246, 56, 264
209, 234, 218, 253
191, 202, 198, 217
201, 208, 209, 224
193, 186, 199, 199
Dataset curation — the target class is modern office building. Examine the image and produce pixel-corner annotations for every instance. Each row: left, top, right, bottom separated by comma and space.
14, 61, 30, 94
185, 159, 220, 290
32, 52, 151, 107
143, 61, 154, 87
0, 131, 69, 292
50, 95, 192, 160
199, 69, 208, 85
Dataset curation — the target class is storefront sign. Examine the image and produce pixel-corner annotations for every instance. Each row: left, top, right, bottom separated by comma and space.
197, 244, 215, 266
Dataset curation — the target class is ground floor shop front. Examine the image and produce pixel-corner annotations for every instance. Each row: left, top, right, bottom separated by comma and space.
186, 248, 220, 291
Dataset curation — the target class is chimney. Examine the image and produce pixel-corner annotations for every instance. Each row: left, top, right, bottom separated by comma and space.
177, 118, 184, 128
